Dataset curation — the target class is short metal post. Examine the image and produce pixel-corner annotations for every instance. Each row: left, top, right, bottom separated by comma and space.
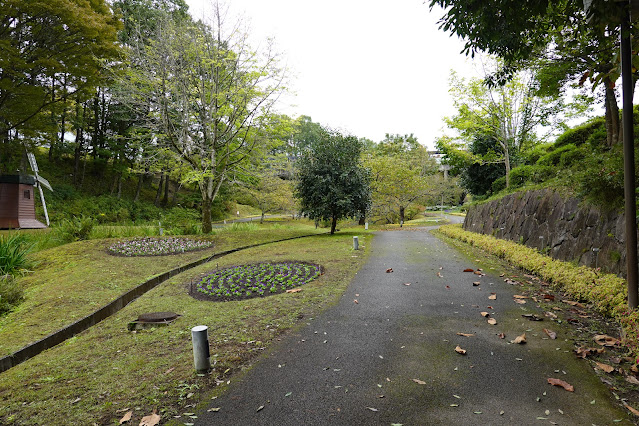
192, 325, 211, 372
365, 222, 368, 230
353, 236, 359, 250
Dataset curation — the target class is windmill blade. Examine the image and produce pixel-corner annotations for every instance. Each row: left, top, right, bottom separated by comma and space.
35, 174, 52, 192
26, 152, 39, 172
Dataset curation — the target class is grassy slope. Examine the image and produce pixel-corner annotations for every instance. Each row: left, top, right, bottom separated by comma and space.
0, 223, 322, 356
0, 226, 371, 425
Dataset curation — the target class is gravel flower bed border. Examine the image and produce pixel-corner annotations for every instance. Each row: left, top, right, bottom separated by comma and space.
190, 261, 323, 302
107, 237, 214, 257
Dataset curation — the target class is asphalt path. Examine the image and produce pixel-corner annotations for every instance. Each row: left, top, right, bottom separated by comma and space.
196, 225, 630, 425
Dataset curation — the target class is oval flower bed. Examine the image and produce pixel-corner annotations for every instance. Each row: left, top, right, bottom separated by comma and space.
108, 237, 214, 257
193, 261, 322, 301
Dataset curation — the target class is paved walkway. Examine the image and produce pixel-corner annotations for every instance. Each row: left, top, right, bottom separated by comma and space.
197, 226, 631, 425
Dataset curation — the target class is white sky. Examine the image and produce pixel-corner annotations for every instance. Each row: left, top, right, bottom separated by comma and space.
186, 0, 479, 149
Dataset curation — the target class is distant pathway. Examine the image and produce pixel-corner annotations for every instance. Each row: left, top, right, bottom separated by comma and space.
197, 226, 629, 425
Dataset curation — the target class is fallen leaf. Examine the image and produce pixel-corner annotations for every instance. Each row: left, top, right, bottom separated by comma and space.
119, 411, 132, 424
353, 299, 359, 304
366, 407, 379, 412
437, 272, 443, 278
562, 300, 585, 308
595, 362, 615, 373
543, 328, 557, 339
463, 268, 474, 272
207, 408, 221, 412
497, 333, 506, 339
543, 294, 555, 301
487, 318, 497, 325
457, 332, 474, 337
474, 271, 483, 275
499, 273, 505, 277
455, 345, 467, 355
575, 347, 605, 358
625, 404, 639, 416
514, 299, 526, 305
522, 314, 543, 321
164, 367, 175, 375
139, 410, 161, 426
545, 311, 558, 319
486, 305, 493, 309
594, 334, 620, 347
386, 268, 393, 273
513, 295, 528, 299
547, 378, 574, 392
403, 282, 411, 286
286, 288, 302, 293
472, 282, 481, 286
489, 294, 497, 300
626, 376, 639, 385
445, 285, 451, 289
412, 378, 427, 385
256, 405, 264, 412
480, 312, 490, 317
511, 333, 526, 344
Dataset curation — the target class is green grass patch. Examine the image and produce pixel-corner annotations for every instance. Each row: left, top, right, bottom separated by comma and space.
0, 229, 370, 425
438, 224, 639, 358
0, 221, 322, 356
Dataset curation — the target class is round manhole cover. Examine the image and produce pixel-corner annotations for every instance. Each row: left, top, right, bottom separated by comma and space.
137, 312, 180, 323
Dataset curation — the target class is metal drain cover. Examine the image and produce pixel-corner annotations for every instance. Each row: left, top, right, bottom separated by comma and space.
136, 312, 180, 323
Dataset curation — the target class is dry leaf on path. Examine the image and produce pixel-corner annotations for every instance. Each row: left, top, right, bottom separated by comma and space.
386, 268, 393, 273
367, 407, 379, 412
547, 378, 574, 392
626, 404, 639, 416
457, 332, 474, 337
562, 300, 585, 308
139, 410, 161, 426
511, 333, 526, 344
480, 312, 490, 317
489, 294, 497, 300
522, 314, 543, 321
594, 334, 620, 347
487, 318, 497, 325
497, 333, 505, 339
626, 376, 639, 385
513, 295, 528, 299
575, 347, 605, 358
286, 288, 302, 293
437, 272, 443, 278
545, 311, 558, 319
543, 328, 557, 339
472, 281, 481, 286
455, 345, 467, 355
412, 378, 427, 385
463, 268, 474, 272
514, 299, 526, 304
403, 282, 411, 286
353, 299, 358, 304
543, 294, 555, 301
119, 411, 132, 424
595, 362, 615, 373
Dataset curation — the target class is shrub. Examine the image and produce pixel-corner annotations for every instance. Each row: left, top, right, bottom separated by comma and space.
507, 165, 555, 188
0, 234, 34, 275
537, 143, 578, 167
55, 215, 96, 242
554, 118, 605, 148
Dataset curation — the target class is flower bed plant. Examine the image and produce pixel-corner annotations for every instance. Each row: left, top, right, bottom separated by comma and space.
194, 261, 322, 301
108, 237, 214, 257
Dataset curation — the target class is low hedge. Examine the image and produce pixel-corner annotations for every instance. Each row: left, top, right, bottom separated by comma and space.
439, 224, 639, 358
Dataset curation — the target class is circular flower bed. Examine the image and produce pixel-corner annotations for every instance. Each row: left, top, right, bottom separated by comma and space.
193, 261, 322, 301
108, 237, 214, 257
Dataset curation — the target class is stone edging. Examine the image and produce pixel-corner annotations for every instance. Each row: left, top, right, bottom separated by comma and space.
0, 233, 321, 373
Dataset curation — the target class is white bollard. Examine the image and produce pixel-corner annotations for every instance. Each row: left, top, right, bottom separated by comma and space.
191, 325, 211, 372
365, 222, 369, 230
353, 236, 359, 250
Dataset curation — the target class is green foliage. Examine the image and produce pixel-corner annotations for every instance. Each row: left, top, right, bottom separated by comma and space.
536, 144, 578, 167
439, 224, 639, 357
554, 118, 605, 148
294, 129, 371, 234
55, 215, 97, 243
0, 234, 34, 276
0, 275, 23, 316
508, 165, 555, 188
459, 134, 506, 196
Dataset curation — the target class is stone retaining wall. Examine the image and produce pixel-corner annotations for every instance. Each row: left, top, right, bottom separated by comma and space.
463, 189, 628, 276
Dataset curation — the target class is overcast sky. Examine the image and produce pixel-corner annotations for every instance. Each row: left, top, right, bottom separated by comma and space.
186, 0, 480, 149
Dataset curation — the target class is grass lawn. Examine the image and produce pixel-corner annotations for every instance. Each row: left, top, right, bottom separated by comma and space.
0, 223, 371, 425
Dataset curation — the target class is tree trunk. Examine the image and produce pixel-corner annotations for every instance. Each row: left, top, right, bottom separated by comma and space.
399, 206, 405, 226
134, 172, 143, 202
162, 175, 170, 206
330, 215, 337, 234
261, 211, 265, 223
202, 197, 212, 234
604, 78, 621, 146
358, 215, 365, 226
171, 181, 182, 204
155, 173, 164, 206
504, 145, 511, 188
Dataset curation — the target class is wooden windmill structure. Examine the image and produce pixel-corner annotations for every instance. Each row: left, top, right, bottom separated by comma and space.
0, 153, 52, 229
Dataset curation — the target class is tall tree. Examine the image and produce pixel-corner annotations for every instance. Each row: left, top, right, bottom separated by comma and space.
294, 129, 371, 234
0, 0, 121, 171
120, 4, 287, 232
